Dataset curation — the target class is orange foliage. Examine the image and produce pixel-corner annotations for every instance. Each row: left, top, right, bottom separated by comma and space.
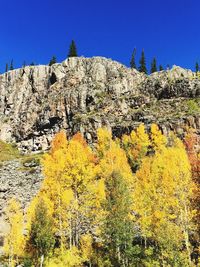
184, 129, 200, 237
50, 130, 68, 154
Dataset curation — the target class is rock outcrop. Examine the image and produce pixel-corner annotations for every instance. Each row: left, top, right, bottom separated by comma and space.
0, 160, 42, 213
0, 56, 199, 247
0, 159, 43, 248
0, 57, 199, 152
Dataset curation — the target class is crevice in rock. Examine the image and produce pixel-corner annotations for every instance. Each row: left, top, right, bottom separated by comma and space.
86, 95, 94, 106
3, 97, 8, 115
36, 116, 63, 131
49, 72, 57, 85
21, 68, 26, 77
64, 97, 73, 128
29, 70, 36, 93
112, 125, 134, 138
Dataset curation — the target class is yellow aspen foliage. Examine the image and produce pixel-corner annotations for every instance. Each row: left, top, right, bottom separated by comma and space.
39, 131, 72, 247
50, 130, 68, 154
95, 178, 106, 207
71, 132, 96, 162
61, 138, 100, 246
150, 123, 167, 151
96, 129, 134, 237
46, 247, 83, 267
4, 198, 25, 267
80, 234, 93, 263
122, 123, 150, 171
97, 134, 133, 186
26, 194, 54, 232
71, 132, 88, 148
96, 127, 112, 157
23, 126, 199, 265
39, 131, 99, 249
133, 137, 195, 264
96, 128, 133, 191
92, 129, 135, 244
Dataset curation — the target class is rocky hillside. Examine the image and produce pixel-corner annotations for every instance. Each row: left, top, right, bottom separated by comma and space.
0, 56, 199, 246
0, 56, 199, 153
0, 142, 43, 248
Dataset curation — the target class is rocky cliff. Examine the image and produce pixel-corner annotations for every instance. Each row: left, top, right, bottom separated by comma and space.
0, 156, 43, 248
0, 56, 199, 153
0, 56, 199, 245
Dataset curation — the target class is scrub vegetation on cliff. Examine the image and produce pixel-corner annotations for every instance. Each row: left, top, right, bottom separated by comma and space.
2, 125, 200, 267
0, 141, 20, 162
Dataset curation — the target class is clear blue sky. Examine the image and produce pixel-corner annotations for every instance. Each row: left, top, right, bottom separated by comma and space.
0, 0, 199, 73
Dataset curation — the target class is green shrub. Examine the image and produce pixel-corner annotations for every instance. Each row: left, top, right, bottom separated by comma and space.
0, 141, 20, 161
187, 99, 200, 115
23, 257, 33, 267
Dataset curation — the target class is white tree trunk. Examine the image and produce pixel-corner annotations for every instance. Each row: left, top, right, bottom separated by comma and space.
40, 254, 44, 267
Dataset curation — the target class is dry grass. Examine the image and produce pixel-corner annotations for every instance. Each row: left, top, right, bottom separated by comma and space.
0, 141, 20, 161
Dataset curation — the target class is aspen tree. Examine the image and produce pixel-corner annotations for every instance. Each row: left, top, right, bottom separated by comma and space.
4, 198, 25, 267
133, 135, 195, 265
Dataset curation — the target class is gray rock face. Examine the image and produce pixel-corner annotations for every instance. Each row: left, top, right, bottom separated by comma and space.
142, 66, 200, 99
0, 160, 42, 213
0, 160, 43, 244
0, 57, 199, 152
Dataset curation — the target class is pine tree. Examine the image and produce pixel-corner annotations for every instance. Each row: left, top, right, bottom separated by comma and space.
49, 56, 57, 66
159, 65, 164, 71
28, 198, 55, 267
68, 40, 78, 57
130, 48, 137, 69
10, 60, 14, 70
138, 49, 147, 74
23, 61, 26, 68
30, 62, 35, 66
195, 62, 199, 73
150, 57, 157, 73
